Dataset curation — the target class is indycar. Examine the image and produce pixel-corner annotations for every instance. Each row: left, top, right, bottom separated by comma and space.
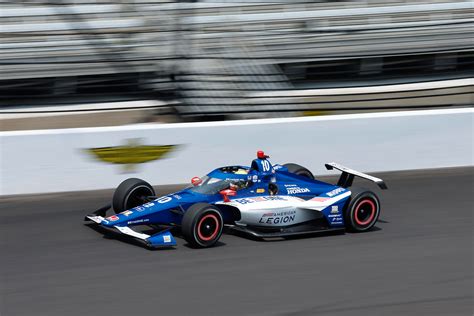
85, 151, 387, 249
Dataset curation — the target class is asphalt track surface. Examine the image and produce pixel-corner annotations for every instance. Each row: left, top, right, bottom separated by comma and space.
1, 168, 473, 316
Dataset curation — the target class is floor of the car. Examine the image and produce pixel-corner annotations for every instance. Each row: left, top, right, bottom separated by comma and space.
228, 221, 345, 240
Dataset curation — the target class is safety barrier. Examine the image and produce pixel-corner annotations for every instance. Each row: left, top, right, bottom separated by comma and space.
0, 108, 472, 195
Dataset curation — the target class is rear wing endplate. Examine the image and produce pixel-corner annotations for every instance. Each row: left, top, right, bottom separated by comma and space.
325, 162, 388, 190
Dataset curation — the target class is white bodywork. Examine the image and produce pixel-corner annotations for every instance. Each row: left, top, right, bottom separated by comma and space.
218, 191, 351, 227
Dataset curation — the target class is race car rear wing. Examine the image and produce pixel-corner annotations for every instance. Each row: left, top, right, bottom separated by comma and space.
325, 162, 388, 190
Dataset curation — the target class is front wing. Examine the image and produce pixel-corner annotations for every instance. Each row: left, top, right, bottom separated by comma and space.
85, 208, 177, 248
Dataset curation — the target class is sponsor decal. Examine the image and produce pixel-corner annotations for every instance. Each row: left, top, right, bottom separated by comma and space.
255, 196, 285, 201
328, 212, 343, 224
331, 206, 339, 214
259, 211, 296, 225
262, 210, 296, 217
234, 198, 253, 204
326, 188, 345, 197
127, 218, 149, 225
86, 139, 178, 172
173, 195, 182, 200
330, 217, 343, 224
121, 210, 133, 216
259, 214, 296, 225
286, 187, 310, 194
234, 196, 286, 204
107, 215, 119, 221
143, 202, 154, 208
258, 215, 295, 225
256, 188, 265, 193
163, 235, 172, 243
135, 206, 145, 212
252, 175, 258, 182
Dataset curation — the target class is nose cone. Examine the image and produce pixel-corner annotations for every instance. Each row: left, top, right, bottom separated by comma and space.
100, 191, 194, 227
101, 211, 140, 227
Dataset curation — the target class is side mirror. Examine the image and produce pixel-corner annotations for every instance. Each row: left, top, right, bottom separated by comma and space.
219, 189, 237, 202
191, 176, 202, 186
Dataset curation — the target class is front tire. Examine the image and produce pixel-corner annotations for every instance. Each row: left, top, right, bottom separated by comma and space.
344, 188, 380, 232
112, 178, 155, 214
182, 203, 224, 248
283, 163, 314, 179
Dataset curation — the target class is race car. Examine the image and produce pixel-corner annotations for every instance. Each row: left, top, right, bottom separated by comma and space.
84, 151, 387, 249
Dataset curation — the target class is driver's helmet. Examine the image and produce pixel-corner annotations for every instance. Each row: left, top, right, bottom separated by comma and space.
229, 179, 248, 191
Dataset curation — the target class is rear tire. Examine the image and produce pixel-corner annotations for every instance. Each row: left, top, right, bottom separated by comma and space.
283, 163, 314, 179
344, 188, 380, 232
182, 203, 224, 248
112, 178, 155, 214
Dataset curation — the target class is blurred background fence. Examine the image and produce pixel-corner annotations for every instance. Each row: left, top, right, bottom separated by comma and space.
0, 0, 472, 122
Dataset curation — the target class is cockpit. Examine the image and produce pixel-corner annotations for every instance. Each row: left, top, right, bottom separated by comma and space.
188, 176, 249, 195
188, 151, 277, 197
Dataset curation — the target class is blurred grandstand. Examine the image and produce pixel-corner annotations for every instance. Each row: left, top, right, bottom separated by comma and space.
0, 0, 472, 127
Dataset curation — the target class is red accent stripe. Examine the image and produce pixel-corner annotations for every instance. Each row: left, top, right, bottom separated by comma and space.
311, 197, 329, 202
354, 199, 376, 226
197, 214, 220, 241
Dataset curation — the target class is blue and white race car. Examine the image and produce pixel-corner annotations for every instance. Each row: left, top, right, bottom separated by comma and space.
85, 151, 387, 249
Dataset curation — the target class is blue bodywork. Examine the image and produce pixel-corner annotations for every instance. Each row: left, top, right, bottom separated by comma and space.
94, 158, 354, 247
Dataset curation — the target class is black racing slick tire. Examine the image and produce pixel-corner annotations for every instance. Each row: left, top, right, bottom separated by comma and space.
344, 188, 380, 232
112, 178, 155, 214
283, 163, 314, 179
182, 203, 224, 248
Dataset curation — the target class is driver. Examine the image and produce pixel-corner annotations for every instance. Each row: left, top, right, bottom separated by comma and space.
229, 179, 248, 191
225, 151, 278, 194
